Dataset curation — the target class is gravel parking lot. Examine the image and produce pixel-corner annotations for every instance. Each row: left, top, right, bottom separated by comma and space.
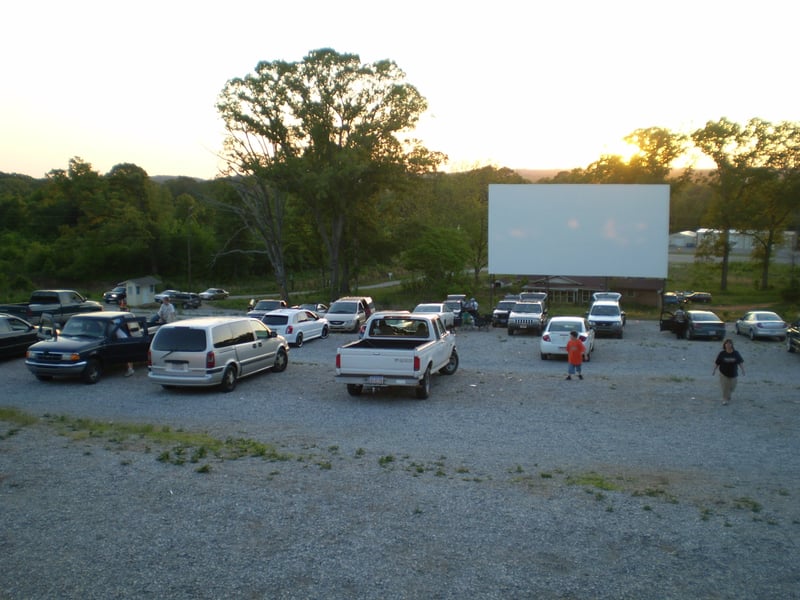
1, 319, 799, 599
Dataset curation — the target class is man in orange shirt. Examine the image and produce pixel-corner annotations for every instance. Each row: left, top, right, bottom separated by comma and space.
565, 330, 586, 380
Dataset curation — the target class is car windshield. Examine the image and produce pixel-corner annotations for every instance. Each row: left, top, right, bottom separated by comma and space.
496, 301, 516, 310
591, 305, 620, 316
415, 305, 439, 313
152, 328, 207, 351
514, 303, 543, 314
254, 301, 281, 310
261, 315, 289, 325
62, 318, 105, 338
755, 313, 781, 321
329, 302, 358, 314
692, 312, 718, 322
549, 321, 582, 332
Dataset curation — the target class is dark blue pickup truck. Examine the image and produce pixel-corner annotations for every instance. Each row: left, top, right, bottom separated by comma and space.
25, 312, 158, 383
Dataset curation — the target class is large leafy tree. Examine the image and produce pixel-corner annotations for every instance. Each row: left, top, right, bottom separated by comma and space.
692, 117, 800, 290
217, 48, 444, 299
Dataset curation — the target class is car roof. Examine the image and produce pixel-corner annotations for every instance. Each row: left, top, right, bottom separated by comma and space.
265, 308, 307, 316
70, 311, 131, 320
159, 316, 260, 328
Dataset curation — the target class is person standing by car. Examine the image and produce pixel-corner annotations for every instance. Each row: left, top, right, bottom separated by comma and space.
114, 318, 135, 377
673, 306, 688, 339
156, 296, 176, 324
565, 330, 586, 380
712, 339, 745, 405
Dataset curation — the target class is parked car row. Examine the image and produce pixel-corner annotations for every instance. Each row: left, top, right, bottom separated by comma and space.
103, 285, 229, 306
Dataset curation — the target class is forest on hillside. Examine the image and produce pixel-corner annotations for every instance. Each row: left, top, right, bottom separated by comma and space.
2, 49, 798, 300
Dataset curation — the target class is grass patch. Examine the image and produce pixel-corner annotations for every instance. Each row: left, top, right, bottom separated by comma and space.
2, 409, 291, 465
566, 471, 621, 492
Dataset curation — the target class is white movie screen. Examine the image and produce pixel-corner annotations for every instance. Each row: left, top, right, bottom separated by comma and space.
488, 184, 669, 278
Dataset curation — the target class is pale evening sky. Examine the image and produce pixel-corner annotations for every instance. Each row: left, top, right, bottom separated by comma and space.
1, 0, 797, 179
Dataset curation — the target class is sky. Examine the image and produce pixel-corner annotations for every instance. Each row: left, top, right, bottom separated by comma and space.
2, 0, 798, 180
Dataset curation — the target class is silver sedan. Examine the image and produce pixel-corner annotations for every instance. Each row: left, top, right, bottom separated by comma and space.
735, 310, 787, 340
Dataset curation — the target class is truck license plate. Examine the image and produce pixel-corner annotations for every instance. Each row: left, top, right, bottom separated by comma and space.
368, 375, 384, 385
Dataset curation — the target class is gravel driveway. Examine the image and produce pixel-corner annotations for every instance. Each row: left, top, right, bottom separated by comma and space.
1, 319, 798, 599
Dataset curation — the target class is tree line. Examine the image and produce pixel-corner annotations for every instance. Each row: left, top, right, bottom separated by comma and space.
1, 49, 799, 300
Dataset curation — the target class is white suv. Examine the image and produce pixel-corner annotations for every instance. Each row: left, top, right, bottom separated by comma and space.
507, 302, 547, 335
586, 300, 625, 338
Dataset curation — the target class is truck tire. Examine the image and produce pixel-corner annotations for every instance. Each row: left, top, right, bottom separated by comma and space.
415, 366, 431, 399
82, 359, 102, 384
347, 384, 363, 396
220, 365, 237, 392
439, 349, 459, 375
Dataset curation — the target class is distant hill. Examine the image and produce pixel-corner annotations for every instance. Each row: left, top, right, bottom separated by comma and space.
513, 169, 567, 182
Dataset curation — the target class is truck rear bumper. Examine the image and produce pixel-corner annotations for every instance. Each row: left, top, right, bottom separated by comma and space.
335, 374, 420, 388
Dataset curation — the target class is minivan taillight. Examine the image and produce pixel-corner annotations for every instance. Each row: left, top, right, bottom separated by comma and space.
206, 351, 215, 368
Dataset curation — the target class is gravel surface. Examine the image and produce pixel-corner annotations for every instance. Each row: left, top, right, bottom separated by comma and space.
1, 319, 799, 599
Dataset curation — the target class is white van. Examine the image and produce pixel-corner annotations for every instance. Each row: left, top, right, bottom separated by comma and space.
147, 317, 289, 392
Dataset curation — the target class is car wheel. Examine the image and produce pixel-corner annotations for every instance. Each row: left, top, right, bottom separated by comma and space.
617, 330, 623, 339
439, 349, 459, 375
686, 328, 694, 340
220, 365, 237, 393
749, 328, 756, 341
540, 353, 548, 360
294, 332, 304, 348
415, 366, 431, 399
82, 359, 101, 384
320, 325, 329, 339
272, 347, 288, 372
507, 328, 514, 336
585, 351, 591, 362
788, 338, 796, 353
735, 324, 741, 335
347, 384, 363, 396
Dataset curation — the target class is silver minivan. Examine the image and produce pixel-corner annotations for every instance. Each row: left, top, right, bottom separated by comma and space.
148, 317, 289, 392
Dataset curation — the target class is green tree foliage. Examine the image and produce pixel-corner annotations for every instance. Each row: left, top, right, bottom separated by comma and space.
692, 117, 800, 290
402, 226, 470, 285
217, 48, 445, 300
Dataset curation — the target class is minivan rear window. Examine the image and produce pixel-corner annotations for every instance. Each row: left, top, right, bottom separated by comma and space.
152, 327, 207, 351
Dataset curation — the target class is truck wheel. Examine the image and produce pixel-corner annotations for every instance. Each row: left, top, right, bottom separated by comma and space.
347, 384, 363, 396
415, 367, 431, 399
220, 365, 237, 392
439, 349, 459, 375
82, 359, 101, 384
294, 332, 304, 348
320, 325, 329, 339
272, 348, 288, 372
507, 328, 514, 336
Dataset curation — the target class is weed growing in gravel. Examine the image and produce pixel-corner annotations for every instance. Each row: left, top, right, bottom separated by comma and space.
379, 455, 395, 467
0, 407, 39, 429
733, 497, 763, 513
566, 472, 621, 491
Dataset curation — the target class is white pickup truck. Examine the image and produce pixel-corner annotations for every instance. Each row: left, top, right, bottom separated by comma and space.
335, 312, 459, 399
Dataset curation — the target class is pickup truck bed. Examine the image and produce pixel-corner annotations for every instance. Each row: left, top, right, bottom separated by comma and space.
335, 313, 458, 399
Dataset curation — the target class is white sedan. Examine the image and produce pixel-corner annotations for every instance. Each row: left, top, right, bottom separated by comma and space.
258, 308, 329, 347
412, 302, 455, 329
540, 316, 595, 360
